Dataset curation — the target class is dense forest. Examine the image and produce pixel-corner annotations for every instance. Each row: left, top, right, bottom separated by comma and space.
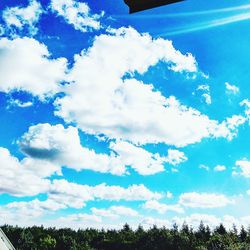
2, 223, 250, 250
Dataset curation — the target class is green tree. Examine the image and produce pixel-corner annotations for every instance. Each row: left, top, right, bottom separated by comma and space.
39, 235, 56, 250
240, 226, 247, 242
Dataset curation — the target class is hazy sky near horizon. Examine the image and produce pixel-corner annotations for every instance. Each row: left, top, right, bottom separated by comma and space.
1, 0, 250, 229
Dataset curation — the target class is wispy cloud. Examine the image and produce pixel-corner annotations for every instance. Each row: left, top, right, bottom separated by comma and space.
159, 12, 250, 36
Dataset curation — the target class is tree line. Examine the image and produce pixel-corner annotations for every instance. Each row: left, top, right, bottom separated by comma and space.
2, 222, 250, 250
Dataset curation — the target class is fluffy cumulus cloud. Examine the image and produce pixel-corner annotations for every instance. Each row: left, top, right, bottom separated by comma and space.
225, 115, 246, 130
225, 82, 239, 95
54, 27, 244, 147
50, 0, 103, 32
0, 131, 164, 198
233, 160, 250, 178
214, 165, 226, 172
20, 123, 171, 175
165, 149, 187, 165
0, 38, 67, 98
91, 206, 138, 218
0, 177, 164, 229
19, 123, 122, 175
6, 199, 66, 217
0, 206, 41, 227
212, 114, 246, 141
0, 147, 51, 197
2, 0, 43, 36
142, 200, 184, 214
5, 180, 93, 213
50, 179, 162, 202
0, 203, 102, 228
179, 192, 233, 208
0, 179, 162, 219
110, 141, 166, 175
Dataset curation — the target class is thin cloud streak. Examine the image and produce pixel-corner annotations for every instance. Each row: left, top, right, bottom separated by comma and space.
158, 12, 250, 36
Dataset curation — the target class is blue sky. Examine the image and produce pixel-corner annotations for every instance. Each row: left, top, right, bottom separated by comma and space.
1, 0, 250, 229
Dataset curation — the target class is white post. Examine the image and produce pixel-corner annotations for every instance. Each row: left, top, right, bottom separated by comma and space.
0, 228, 15, 250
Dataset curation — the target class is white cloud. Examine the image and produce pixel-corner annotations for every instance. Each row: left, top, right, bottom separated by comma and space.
140, 215, 237, 230
240, 99, 250, 119
91, 183, 163, 201
214, 165, 226, 172
225, 115, 246, 130
179, 192, 233, 208
173, 214, 221, 229
233, 160, 250, 178
55, 211, 139, 230
171, 168, 179, 173
0, 204, 104, 229
91, 206, 138, 218
197, 85, 211, 105
110, 141, 166, 175
166, 191, 173, 199
105, 27, 197, 73
2, 0, 43, 36
202, 93, 212, 105
199, 164, 210, 171
211, 115, 246, 141
0, 177, 162, 222
7, 199, 66, 217
142, 200, 184, 214
19, 123, 122, 174
54, 27, 242, 147
140, 217, 171, 229
8, 99, 33, 108
172, 214, 248, 230
0, 38, 67, 99
197, 85, 209, 91
0, 206, 42, 227
225, 82, 239, 94
59, 213, 102, 224
165, 149, 187, 165
0, 179, 162, 217
0, 127, 164, 197
51, 179, 162, 203
20, 123, 168, 175
0, 147, 51, 197
46, 180, 95, 210
1, 205, 248, 230
50, 0, 103, 32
